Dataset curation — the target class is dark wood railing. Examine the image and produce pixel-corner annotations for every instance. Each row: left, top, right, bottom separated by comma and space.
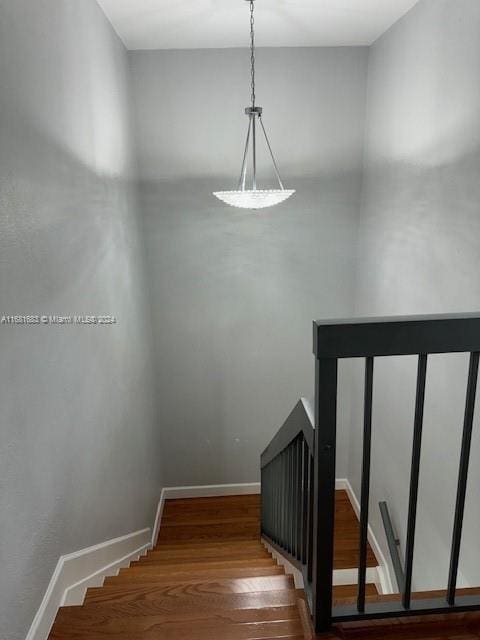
261, 399, 315, 602
261, 312, 480, 632
379, 500, 405, 593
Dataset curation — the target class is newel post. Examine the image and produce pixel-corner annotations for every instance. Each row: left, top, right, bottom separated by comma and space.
312, 322, 338, 632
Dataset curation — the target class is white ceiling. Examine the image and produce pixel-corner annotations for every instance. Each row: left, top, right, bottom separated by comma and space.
97, 0, 420, 50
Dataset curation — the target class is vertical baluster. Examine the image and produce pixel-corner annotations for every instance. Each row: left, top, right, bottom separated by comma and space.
264, 465, 269, 537
285, 447, 289, 551
307, 452, 314, 583
268, 464, 272, 539
280, 450, 287, 549
292, 443, 296, 555
266, 464, 270, 538
299, 438, 304, 562
313, 357, 338, 632
292, 440, 298, 555
447, 352, 480, 605
287, 446, 293, 553
268, 460, 272, 542
275, 454, 283, 545
269, 458, 273, 542
402, 353, 428, 609
358, 357, 374, 612
302, 439, 309, 564
276, 456, 280, 543
274, 460, 277, 542
296, 437, 303, 560
261, 466, 265, 535
266, 464, 270, 539
286, 449, 290, 549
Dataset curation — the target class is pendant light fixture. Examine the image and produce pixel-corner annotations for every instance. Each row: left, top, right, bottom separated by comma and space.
213, 0, 295, 210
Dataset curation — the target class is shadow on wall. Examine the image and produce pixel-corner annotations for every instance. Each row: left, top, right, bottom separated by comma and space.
351, 122, 480, 597
356, 148, 480, 315
138, 174, 362, 487
0, 3, 160, 639
0, 95, 160, 640
349, 0, 480, 595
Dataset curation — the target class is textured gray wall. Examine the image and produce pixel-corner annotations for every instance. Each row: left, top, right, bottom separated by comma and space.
129, 48, 368, 486
349, 0, 480, 590
0, 2, 161, 638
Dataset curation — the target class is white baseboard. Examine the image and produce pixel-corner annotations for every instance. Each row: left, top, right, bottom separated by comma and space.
27, 482, 261, 640
336, 478, 394, 594
162, 483, 261, 500
26, 528, 151, 640
152, 489, 166, 547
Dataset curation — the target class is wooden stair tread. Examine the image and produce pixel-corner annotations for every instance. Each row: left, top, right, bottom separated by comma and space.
50, 618, 303, 640
336, 613, 480, 640
54, 603, 302, 627
158, 523, 260, 542
151, 540, 265, 555
138, 554, 272, 566
334, 491, 377, 570
50, 607, 301, 638
152, 540, 266, 551
162, 495, 261, 510
129, 558, 276, 571
85, 575, 295, 604
105, 566, 286, 584
161, 516, 261, 528
50, 621, 303, 640
152, 539, 265, 548
59, 589, 307, 619
136, 555, 272, 566
375, 586, 480, 602
47, 492, 389, 640
142, 552, 272, 561
333, 586, 480, 607
162, 509, 261, 523
333, 584, 379, 602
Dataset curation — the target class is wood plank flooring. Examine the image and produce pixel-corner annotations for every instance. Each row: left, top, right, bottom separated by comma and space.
49, 490, 480, 640
49, 494, 305, 640
334, 490, 377, 570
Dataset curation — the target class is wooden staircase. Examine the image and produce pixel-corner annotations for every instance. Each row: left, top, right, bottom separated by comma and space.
49, 495, 308, 639
48, 493, 480, 640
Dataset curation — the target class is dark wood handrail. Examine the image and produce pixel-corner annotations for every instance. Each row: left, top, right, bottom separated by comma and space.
379, 501, 405, 593
262, 312, 480, 633
313, 312, 480, 358
261, 398, 314, 468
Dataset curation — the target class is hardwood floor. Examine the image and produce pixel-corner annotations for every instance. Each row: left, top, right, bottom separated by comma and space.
49, 495, 306, 640
334, 490, 377, 570
48, 490, 480, 640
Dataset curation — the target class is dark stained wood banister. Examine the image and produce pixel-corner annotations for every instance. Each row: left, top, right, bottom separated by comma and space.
262, 312, 480, 633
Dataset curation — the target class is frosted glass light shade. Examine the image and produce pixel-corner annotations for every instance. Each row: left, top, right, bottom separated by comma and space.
213, 189, 295, 210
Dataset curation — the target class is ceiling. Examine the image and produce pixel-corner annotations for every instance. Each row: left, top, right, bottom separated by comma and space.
97, 0, 420, 50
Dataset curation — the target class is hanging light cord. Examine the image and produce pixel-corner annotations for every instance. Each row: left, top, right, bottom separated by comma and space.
237, 0, 285, 192
250, 0, 255, 109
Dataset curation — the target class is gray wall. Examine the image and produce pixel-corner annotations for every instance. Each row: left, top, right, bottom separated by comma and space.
349, 0, 480, 590
0, 2, 161, 638
129, 47, 368, 485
